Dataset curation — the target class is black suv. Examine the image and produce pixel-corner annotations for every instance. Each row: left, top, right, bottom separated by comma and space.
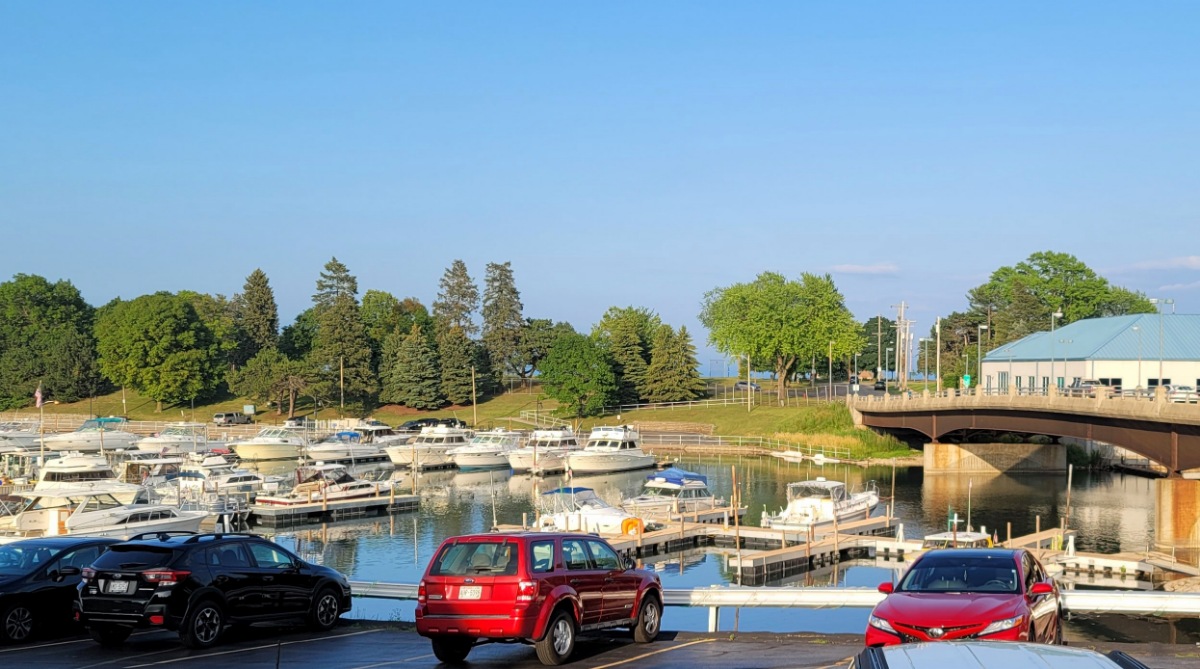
75, 532, 352, 649
399, 417, 467, 431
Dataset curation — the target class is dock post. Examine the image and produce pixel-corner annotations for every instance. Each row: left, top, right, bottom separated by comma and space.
1007, 522, 1012, 548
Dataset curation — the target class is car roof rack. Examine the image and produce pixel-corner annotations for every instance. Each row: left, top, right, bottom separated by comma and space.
129, 531, 197, 542
182, 532, 262, 544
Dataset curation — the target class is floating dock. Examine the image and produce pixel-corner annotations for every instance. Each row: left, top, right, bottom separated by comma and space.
249, 492, 419, 528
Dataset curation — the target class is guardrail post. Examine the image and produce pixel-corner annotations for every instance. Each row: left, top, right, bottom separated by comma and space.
708, 606, 720, 632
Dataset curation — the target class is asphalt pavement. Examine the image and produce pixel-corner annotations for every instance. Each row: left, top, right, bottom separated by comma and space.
7, 622, 1199, 669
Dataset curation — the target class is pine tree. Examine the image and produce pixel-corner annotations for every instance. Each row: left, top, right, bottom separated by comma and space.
642, 325, 707, 402
433, 260, 479, 337
608, 319, 648, 404
310, 294, 376, 412
382, 324, 443, 409
312, 257, 358, 311
234, 269, 279, 363
438, 325, 476, 405
481, 261, 524, 379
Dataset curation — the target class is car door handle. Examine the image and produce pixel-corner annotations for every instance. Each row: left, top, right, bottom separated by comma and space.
263, 576, 274, 582
604, 577, 615, 583
569, 579, 581, 585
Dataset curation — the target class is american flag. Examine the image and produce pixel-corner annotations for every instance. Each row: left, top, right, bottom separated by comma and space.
34, 385, 43, 409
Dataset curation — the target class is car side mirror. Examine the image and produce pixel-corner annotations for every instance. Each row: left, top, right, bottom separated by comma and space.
623, 555, 635, 570
878, 582, 894, 594
1030, 582, 1054, 596
60, 566, 81, 577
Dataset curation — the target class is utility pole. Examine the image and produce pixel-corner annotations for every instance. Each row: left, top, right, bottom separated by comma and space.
471, 366, 478, 427
876, 314, 882, 382
935, 316, 942, 393
891, 302, 908, 389
339, 356, 344, 412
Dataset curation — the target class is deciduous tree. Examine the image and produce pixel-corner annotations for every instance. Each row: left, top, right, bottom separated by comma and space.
540, 333, 617, 417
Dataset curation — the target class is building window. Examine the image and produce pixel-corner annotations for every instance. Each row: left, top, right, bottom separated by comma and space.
1015, 376, 1022, 390
1148, 378, 1171, 388
1041, 377, 1049, 391
1100, 378, 1122, 390
999, 371, 1009, 390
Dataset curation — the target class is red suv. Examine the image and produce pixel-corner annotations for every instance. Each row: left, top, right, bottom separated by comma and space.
865, 548, 1063, 647
416, 532, 663, 665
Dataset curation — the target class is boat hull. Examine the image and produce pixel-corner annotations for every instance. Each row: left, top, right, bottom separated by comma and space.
760, 493, 880, 531
385, 445, 455, 469
254, 483, 390, 506
232, 442, 304, 461
65, 512, 208, 539
137, 439, 225, 455
452, 451, 512, 470
507, 450, 568, 474
43, 433, 141, 453
304, 445, 383, 461
566, 452, 657, 474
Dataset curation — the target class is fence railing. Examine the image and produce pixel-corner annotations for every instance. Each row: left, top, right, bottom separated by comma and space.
639, 434, 850, 460
516, 411, 573, 429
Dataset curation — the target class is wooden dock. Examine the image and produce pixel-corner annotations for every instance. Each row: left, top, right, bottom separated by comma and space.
249, 493, 419, 528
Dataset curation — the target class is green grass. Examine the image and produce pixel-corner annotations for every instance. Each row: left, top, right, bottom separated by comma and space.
28, 386, 916, 460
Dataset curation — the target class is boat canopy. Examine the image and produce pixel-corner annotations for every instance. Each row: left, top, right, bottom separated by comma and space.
785, 479, 846, 502
648, 467, 707, 486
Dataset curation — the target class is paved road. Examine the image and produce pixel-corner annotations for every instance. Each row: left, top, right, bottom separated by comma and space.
8, 623, 1197, 669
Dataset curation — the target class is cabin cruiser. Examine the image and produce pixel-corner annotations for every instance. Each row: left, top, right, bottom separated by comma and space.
507, 427, 581, 474
355, 421, 410, 446
448, 428, 522, 470
229, 426, 307, 461
536, 487, 651, 535
117, 456, 185, 488
0, 485, 207, 542
34, 453, 142, 504
623, 467, 724, 516
136, 422, 225, 455
760, 477, 879, 532
305, 431, 384, 461
41, 417, 140, 453
0, 421, 41, 451
564, 425, 656, 475
385, 425, 468, 470
254, 464, 391, 506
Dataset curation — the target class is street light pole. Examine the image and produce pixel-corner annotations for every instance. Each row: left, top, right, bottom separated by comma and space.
977, 324, 989, 391
1050, 310, 1063, 392
920, 338, 930, 387
1132, 325, 1142, 390
1150, 298, 1174, 386
828, 340, 833, 400
885, 347, 893, 388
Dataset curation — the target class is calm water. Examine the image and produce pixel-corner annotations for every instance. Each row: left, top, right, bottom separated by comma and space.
254, 456, 1171, 635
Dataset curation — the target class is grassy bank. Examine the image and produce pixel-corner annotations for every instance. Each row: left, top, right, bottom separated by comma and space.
24, 388, 915, 461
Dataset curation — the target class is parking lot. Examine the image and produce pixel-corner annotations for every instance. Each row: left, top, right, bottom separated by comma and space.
7, 623, 1197, 669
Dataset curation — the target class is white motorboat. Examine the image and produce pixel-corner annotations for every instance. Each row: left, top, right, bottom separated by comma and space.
384, 425, 468, 470
564, 425, 656, 475
507, 427, 582, 474
117, 456, 185, 488
136, 422, 225, 455
536, 486, 650, 535
355, 421, 410, 446
0, 486, 207, 541
254, 464, 391, 506
34, 453, 142, 504
41, 417, 140, 453
448, 428, 522, 470
230, 426, 307, 461
622, 467, 724, 516
305, 431, 384, 461
760, 477, 879, 532
0, 421, 41, 451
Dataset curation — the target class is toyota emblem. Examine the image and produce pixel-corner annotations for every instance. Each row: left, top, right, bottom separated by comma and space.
928, 627, 945, 639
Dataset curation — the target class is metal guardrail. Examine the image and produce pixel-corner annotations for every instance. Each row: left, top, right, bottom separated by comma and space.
348, 582, 1200, 633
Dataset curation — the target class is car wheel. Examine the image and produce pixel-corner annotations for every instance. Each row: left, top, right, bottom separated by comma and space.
309, 587, 341, 632
632, 594, 661, 643
179, 600, 224, 649
89, 624, 132, 647
0, 602, 33, 643
430, 636, 474, 664
536, 609, 576, 666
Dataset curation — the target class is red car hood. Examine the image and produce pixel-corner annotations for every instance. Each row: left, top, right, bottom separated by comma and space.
873, 592, 1025, 626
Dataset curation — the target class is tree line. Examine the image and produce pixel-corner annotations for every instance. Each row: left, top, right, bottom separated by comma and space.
0, 259, 706, 418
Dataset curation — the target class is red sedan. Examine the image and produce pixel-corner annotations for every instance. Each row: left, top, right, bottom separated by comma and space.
865, 548, 1063, 647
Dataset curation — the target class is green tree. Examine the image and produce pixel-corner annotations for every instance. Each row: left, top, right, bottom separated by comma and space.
481, 261, 525, 378
279, 308, 319, 360
227, 348, 286, 412
540, 333, 618, 417
95, 293, 225, 411
0, 274, 101, 408
381, 324, 443, 409
433, 260, 479, 337
517, 318, 574, 378
313, 257, 358, 311
234, 269, 279, 363
593, 306, 661, 359
179, 291, 240, 370
607, 319, 648, 404
642, 325, 707, 402
859, 315, 897, 381
309, 293, 376, 413
437, 325, 476, 406
700, 272, 862, 398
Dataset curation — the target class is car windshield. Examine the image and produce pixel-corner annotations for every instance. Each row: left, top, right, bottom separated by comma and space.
0, 543, 62, 575
898, 555, 1019, 593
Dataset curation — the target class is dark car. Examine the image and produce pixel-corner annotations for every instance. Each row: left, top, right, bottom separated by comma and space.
76, 532, 352, 649
0, 537, 119, 643
416, 532, 663, 665
865, 548, 1062, 647
733, 381, 761, 392
874, 380, 887, 391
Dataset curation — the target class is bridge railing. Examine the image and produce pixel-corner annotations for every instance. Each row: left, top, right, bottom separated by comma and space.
348, 581, 1200, 632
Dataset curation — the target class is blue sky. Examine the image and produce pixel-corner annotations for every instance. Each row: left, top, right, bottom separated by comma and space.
3, 2, 1197, 368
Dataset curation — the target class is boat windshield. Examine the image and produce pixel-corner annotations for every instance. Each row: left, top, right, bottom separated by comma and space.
641, 487, 681, 498
786, 482, 843, 501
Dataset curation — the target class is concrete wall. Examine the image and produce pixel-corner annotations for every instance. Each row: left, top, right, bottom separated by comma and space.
924, 441, 1067, 474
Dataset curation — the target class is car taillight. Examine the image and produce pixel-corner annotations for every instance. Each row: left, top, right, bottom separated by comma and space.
81, 567, 95, 584
417, 580, 426, 604
143, 569, 190, 585
516, 580, 537, 603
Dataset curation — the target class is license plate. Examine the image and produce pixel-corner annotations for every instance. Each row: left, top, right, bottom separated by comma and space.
106, 580, 131, 594
458, 585, 481, 600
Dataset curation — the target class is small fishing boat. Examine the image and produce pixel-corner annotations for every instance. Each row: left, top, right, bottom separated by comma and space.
622, 467, 724, 516
760, 477, 879, 532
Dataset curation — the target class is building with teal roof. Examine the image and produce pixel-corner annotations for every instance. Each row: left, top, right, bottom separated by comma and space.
980, 314, 1200, 393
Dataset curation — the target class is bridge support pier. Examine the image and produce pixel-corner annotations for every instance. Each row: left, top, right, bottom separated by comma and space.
1155, 478, 1200, 568
924, 442, 1067, 473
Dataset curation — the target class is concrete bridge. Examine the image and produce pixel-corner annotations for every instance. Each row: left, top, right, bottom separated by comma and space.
848, 388, 1200, 478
